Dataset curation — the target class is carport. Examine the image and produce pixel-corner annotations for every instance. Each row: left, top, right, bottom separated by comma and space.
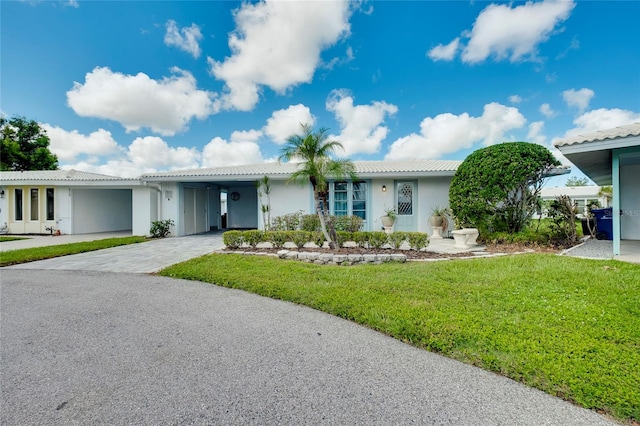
554, 122, 640, 257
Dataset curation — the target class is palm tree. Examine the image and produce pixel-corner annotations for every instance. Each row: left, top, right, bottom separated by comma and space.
279, 124, 357, 249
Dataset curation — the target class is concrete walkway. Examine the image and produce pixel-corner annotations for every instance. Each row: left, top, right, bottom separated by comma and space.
4, 232, 225, 273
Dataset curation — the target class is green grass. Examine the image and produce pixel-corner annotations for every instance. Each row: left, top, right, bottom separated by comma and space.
0, 236, 147, 266
0, 236, 29, 242
160, 253, 640, 423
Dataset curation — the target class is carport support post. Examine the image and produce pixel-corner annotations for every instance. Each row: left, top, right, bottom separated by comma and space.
612, 151, 621, 256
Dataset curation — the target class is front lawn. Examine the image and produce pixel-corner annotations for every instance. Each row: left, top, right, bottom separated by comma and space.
160, 253, 640, 423
0, 236, 29, 243
0, 236, 147, 267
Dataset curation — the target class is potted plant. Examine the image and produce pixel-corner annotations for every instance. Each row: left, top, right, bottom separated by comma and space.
429, 206, 450, 239
429, 206, 450, 228
381, 206, 397, 228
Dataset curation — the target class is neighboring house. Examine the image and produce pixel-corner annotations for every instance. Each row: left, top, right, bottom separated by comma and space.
539, 186, 609, 218
554, 122, 640, 256
0, 170, 143, 235
140, 160, 462, 237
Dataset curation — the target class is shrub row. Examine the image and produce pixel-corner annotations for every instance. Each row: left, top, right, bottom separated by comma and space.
223, 230, 429, 251
270, 212, 364, 232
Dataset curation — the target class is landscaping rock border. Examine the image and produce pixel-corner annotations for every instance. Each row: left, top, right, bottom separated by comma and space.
219, 249, 407, 265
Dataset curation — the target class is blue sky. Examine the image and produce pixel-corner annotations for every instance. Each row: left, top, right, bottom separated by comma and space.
2, 0, 639, 183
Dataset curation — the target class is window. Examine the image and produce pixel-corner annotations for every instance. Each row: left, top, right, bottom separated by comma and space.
333, 182, 348, 216
330, 181, 367, 220
46, 188, 55, 221
352, 182, 367, 220
30, 188, 39, 220
15, 189, 23, 221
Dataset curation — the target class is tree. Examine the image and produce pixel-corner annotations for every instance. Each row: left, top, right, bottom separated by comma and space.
449, 142, 560, 233
565, 176, 590, 187
279, 124, 357, 249
1, 116, 58, 171
599, 185, 613, 206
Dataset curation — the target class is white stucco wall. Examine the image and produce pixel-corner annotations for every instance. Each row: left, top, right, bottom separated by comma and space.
418, 177, 454, 235
0, 186, 8, 229
370, 178, 395, 231
621, 163, 640, 239
56, 187, 72, 235
260, 181, 312, 229
132, 187, 159, 236
72, 188, 132, 234
159, 182, 179, 235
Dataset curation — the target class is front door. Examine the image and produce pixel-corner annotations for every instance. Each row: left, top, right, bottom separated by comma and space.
395, 181, 416, 232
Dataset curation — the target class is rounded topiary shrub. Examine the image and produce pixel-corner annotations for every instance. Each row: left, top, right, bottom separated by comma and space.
449, 142, 560, 233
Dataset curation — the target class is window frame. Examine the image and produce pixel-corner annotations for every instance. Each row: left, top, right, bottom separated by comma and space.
329, 180, 369, 225
30, 188, 39, 221
15, 188, 23, 221
46, 188, 55, 221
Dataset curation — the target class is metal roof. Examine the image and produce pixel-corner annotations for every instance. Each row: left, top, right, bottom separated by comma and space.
0, 169, 138, 184
540, 185, 602, 199
554, 122, 640, 148
141, 160, 463, 181
553, 122, 640, 185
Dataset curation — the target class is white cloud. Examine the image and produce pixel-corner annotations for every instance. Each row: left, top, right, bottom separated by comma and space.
263, 104, 315, 144
127, 136, 200, 170
557, 108, 640, 139
326, 90, 398, 156
427, 38, 460, 61
323, 46, 355, 70
67, 66, 215, 136
509, 95, 522, 104
385, 102, 526, 160
431, 0, 575, 63
208, 0, 352, 111
527, 121, 546, 145
41, 124, 122, 162
539, 103, 556, 118
57, 134, 200, 178
562, 88, 594, 112
164, 20, 203, 58
201, 132, 264, 167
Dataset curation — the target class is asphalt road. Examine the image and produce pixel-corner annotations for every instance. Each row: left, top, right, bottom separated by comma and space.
1, 270, 618, 425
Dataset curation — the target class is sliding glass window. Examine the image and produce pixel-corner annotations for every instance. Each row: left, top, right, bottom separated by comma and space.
46, 188, 55, 221
30, 188, 39, 220
15, 189, 23, 221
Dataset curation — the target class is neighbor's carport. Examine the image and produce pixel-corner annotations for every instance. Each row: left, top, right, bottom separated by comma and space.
554, 122, 640, 256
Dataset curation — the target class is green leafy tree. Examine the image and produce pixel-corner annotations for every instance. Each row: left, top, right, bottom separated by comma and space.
565, 176, 590, 186
599, 185, 613, 205
449, 142, 560, 233
279, 124, 357, 249
1, 116, 59, 171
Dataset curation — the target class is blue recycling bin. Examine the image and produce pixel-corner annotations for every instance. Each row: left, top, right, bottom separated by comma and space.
591, 208, 613, 240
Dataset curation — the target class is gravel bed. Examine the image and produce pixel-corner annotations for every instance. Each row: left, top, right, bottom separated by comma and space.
562, 238, 613, 259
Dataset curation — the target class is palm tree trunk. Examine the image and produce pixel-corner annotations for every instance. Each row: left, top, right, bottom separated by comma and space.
314, 189, 334, 249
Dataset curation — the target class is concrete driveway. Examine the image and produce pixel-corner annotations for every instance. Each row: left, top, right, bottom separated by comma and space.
1, 269, 617, 426
3, 233, 225, 273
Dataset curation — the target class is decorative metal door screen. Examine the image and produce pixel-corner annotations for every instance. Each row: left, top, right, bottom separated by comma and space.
397, 183, 413, 215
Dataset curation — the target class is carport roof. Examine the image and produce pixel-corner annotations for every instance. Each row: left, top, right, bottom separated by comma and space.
553, 122, 640, 185
141, 160, 464, 181
0, 169, 140, 186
